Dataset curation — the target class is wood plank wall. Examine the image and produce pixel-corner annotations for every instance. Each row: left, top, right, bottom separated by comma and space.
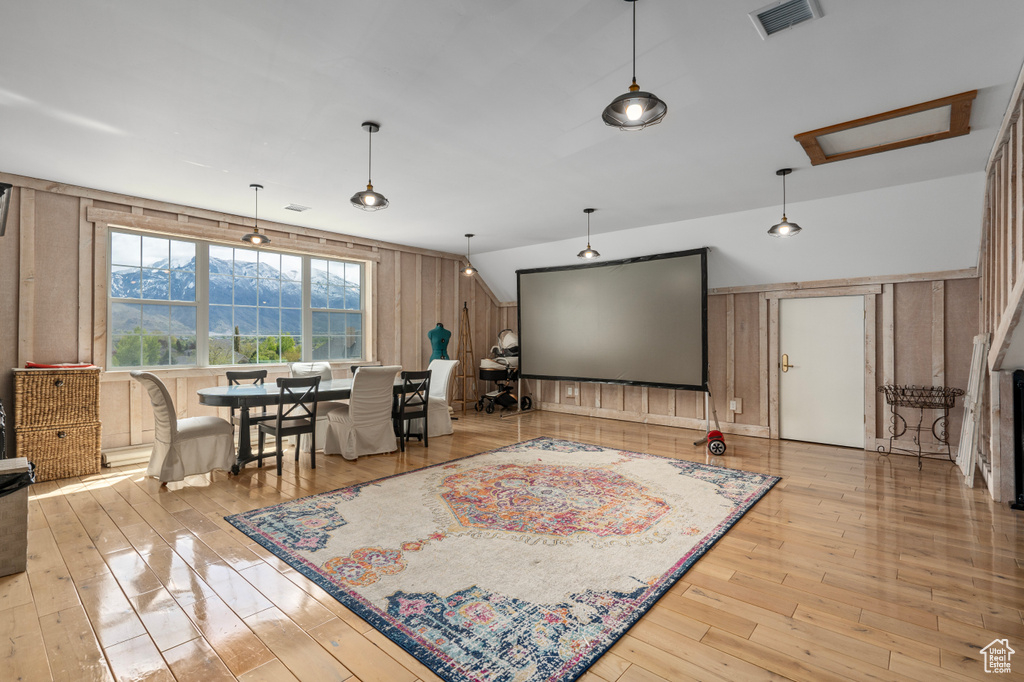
976, 64, 1024, 501
502, 273, 979, 457
0, 172, 504, 455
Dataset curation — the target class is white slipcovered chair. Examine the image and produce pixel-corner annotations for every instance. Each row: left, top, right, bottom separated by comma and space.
409, 359, 459, 438
289, 362, 344, 454
323, 365, 401, 460
130, 371, 235, 483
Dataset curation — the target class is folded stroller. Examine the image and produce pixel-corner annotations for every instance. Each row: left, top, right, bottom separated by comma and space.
476, 330, 531, 413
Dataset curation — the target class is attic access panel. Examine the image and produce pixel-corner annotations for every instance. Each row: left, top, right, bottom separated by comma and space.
795, 90, 977, 166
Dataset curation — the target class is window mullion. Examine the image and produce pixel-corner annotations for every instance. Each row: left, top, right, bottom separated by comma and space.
196, 243, 210, 365
302, 256, 312, 362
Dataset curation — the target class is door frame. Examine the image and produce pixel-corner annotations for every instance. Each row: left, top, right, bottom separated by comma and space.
766, 284, 880, 448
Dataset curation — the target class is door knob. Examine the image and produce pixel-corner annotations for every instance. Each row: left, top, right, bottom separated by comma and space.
781, 354, 796, 372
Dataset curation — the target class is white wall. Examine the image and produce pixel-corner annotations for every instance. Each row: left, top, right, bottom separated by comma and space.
473, 173, 986, 301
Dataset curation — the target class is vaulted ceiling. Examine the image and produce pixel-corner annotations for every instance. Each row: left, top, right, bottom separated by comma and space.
3, 1, 1023, 261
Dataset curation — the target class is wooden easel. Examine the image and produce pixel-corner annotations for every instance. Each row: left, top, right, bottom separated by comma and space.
452, 302, 476, 413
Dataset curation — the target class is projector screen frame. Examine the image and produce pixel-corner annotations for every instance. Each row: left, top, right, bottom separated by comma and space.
516, 247, 708, 392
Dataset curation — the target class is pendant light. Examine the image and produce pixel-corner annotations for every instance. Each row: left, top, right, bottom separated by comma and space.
242, 183, 271, 246
577, 208, 601, 260
351, 121, 389, 211
767, 168, 802, 237
461, 233, 476, 276
602, 0, 668, 131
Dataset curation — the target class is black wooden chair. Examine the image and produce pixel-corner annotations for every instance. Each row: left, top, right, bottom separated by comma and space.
394, 370, 430, 452
256, 376, 321, 476
226, 369, 275, 453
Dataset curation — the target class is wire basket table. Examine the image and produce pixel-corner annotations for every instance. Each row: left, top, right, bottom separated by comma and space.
877, 385, 964, 469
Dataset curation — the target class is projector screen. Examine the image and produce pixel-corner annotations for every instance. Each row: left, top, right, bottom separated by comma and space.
517, 248, 707, 390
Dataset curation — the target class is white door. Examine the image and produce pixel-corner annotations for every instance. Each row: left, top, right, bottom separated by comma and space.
779, 296, 864, 448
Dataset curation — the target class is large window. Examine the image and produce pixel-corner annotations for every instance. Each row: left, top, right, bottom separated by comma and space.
109, 233, 197, 367
311, 259, 363, 361
107, 230, 365, 368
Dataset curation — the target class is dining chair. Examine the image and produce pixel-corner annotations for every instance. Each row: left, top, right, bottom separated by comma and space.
256, 375, 320, 476
225, 368, 274, 454
323, 366, 401, 461
409, 359, 459, 438
288, 362, 343, 454
394, 370, 431, 452
130, 371, 235, 483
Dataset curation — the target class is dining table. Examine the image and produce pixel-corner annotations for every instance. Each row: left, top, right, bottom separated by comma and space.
198, 377, 404, 474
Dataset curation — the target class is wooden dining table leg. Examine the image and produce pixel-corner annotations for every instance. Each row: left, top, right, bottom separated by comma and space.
231, 406, 253, 475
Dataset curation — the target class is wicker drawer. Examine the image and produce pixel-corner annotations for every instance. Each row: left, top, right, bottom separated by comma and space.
15, 422, 102, 482
14, 368, 100, 428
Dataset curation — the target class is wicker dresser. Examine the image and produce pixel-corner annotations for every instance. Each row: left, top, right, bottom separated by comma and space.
13, 367, 102, 481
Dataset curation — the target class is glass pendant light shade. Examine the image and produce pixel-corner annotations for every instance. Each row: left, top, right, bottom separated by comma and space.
577, 208, 601, 259
351, 122, 389, 211
767, 168, 802, 238
603, 0, 667, 131
242, 183, 271, 246
603, 81, 668, 131
461, 233, 476, 276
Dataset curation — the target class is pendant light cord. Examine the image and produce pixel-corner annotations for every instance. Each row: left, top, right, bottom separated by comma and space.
587, 211, 592, 245
254, 185, 259, 229
367, 129, 373, 185
782, 173, 787, 215
632, 0, 637, 83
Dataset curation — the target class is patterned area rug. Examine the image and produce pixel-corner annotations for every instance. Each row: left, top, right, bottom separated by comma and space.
226, 437, 779, 682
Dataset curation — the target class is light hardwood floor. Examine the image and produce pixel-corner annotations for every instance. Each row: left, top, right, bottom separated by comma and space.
1, 409, 1021, 681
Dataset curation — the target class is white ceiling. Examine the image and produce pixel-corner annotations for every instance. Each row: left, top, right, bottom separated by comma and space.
3, 1, 1023, 259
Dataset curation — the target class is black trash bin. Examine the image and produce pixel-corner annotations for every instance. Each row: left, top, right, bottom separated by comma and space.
0, 458, 34, 577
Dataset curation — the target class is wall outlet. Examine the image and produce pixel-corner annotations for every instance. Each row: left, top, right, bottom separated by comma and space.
729, 398, 742, 414
566, 386, 575, 397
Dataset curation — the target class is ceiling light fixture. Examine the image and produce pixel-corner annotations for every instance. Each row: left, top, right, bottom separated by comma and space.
351, 121, 389, 211
602, 0, 667, 131
462, 233, 476, 276
768, 168, 802, 238
241, 183, 271, 246
577, 208, 601, 260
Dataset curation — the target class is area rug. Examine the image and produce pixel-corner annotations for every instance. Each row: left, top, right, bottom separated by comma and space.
226, 437, 779, 682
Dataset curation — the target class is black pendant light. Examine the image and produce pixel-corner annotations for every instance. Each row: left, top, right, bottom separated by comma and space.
242, 183, 271, 246
602, 0, 667, 131
461, 233, 476, 276
351, 121, 389, 211
768, 168, 802, 238
577, 208, 601, 260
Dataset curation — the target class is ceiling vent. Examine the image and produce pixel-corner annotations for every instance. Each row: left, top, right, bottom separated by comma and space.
284, 204, 311, 212
749, 0, 822, 39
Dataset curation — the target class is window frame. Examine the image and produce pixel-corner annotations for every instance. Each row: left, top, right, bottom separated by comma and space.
106, 228, 368, 370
